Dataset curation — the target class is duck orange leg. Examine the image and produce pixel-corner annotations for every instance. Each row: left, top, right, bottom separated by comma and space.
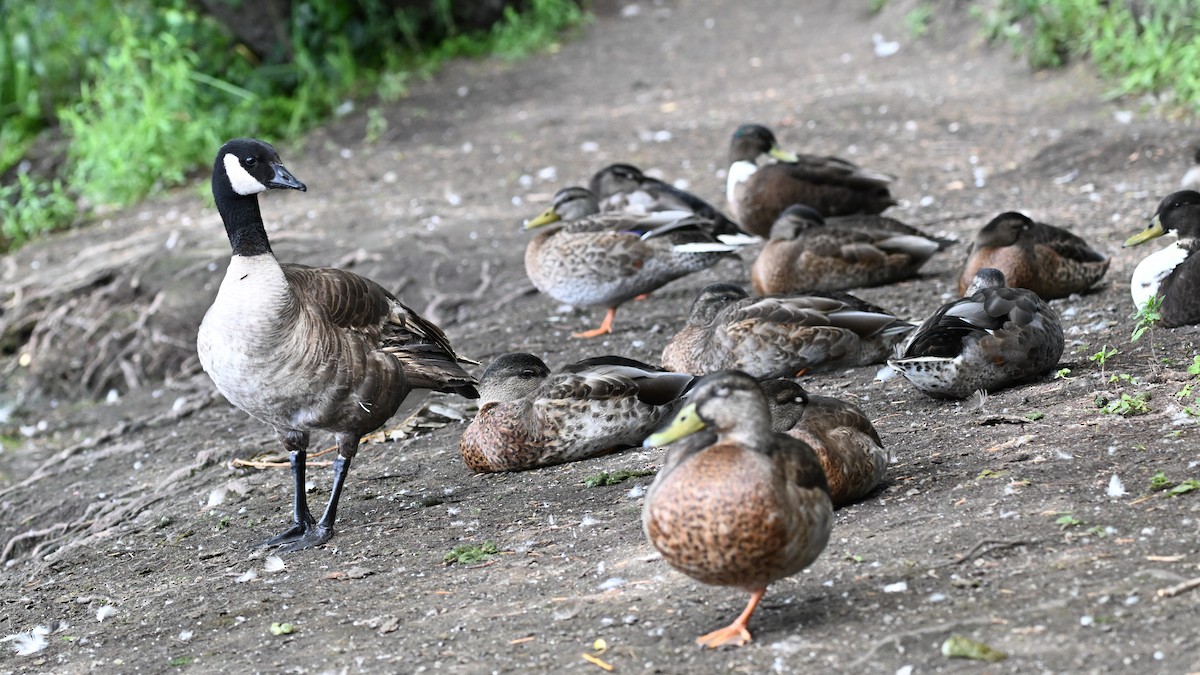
571, 307, 617, 338
696, 588, 765, 649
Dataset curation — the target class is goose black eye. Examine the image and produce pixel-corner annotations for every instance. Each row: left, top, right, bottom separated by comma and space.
244, 156, 257, 167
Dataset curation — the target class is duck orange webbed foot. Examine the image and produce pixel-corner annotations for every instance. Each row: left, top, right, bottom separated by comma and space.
571, 307, 617, 339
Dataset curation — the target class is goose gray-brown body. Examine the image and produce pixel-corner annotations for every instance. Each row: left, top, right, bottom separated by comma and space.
889, 268, 1064, 399
660, 283, 914, 378
752, 204, 941, 294
524, 186, 737, 338
958, 211, 1108, 299
197, 138, 477, 552
726, 124, 897, 237
642, 370, 832, 648
460, 353, 694, 472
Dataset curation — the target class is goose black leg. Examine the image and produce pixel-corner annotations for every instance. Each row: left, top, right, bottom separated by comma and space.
277, 434, 359, 552
261, 430, 316, 548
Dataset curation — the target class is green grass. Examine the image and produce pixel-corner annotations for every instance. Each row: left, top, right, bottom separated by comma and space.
443, 540, 499, 565
976, 0, 1200, 111
0, 0, 587, 251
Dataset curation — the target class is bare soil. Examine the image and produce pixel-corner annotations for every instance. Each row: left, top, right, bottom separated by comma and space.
3, 1, 1200, 673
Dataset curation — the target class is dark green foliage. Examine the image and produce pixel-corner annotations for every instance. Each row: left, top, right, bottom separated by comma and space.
0, 0, 586, 251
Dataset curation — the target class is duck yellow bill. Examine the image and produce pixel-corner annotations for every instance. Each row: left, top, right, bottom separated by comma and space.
768, 145, 799, 163
1124, 215, 1165, 247
524, 207, 561, 229
643, 402, 705, 447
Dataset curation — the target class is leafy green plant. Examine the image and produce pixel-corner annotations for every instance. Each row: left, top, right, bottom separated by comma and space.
977, 0, 1200, 112
1053, 368, 1072, 379
905, 4, 934, 38
1, 0, 588, 251
1132, 294, 1163, 347
1055, 513, 1082, 529
443, 540, 499, 565
1089, 345, 1117, 377
1095, 392, 1151, 417
0, 174, 76, 248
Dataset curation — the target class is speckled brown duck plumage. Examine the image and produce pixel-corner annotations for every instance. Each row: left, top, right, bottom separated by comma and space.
196, 138, 478, 552
726, 124, 897, 237
1125, 190, 1200, 326
524, 186, 738, 338
760, 379, 887, 507
752, 204, 942, 294
459, 353, 694, 473
660, 283, 914, 378
958, 211, 1108, 299
889, 268, 1064, 399
642, 370, 832, 648
589, 163, 745, 236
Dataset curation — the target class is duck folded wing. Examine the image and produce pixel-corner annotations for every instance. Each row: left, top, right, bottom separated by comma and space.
731, 296, 903, 336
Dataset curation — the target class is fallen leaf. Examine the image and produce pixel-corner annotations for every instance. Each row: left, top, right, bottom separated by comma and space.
582, 652, 614, 671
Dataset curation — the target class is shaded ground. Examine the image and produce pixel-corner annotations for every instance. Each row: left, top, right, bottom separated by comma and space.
3, 0, 1200, 673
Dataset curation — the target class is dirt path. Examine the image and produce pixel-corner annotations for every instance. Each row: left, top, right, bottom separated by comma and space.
3, 1, 1200, 672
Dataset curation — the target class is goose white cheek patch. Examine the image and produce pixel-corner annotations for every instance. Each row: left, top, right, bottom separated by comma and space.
224, 153, 267, 195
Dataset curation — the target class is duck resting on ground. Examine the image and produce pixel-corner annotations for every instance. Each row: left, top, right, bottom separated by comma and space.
459, 353, 695, 473
958, 211, 1108, 299
726, 123, 897, 237
760, 378, 888, 507
196, 138, 478, 552
524, 186, 740, 338
589, 163, 746, 237
642, 370, 833, 648
751, 204, 942, 294
660, 283, 914, 378
888, 268, 1064, 399
1124, 190, 1200, 327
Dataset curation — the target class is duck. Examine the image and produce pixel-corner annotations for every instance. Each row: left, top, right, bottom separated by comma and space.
660, 283, 914, 378
958, 211, 1108, 299
589, 163, 745, 237
642, 370, 832, 648
760, 379, 888, 507
460, 353, 695, 473
524, 186, 738, 338
888, 268, 1064, 399
726, 123, 897, 237
1124, 190, 1200, 325
196, 138, 478, 552
751, 204, 942, 294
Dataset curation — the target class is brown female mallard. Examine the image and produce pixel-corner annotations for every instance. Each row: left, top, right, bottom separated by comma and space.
643, 370, 833, 648
460, 353, 694, 473
760, 379, 887, 506
524, 187, 737, 338
889, 268, 1064, 398
660, 283, 913, 378
752, 204, 942, 294
726, 123, 897, 237
958, 211, 1108, 299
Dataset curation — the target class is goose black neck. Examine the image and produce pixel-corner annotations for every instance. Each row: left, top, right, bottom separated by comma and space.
213, 174, 273, 257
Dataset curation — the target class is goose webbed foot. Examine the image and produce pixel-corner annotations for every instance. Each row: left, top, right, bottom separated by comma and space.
264, 522, 334, 552
259, 517, 316, 549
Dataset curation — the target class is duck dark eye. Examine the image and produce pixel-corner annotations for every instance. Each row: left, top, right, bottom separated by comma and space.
244, 156, 257, 167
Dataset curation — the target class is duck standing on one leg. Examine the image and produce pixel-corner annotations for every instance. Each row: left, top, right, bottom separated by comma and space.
643, 370, 833, 648
197, 138, 478, 552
